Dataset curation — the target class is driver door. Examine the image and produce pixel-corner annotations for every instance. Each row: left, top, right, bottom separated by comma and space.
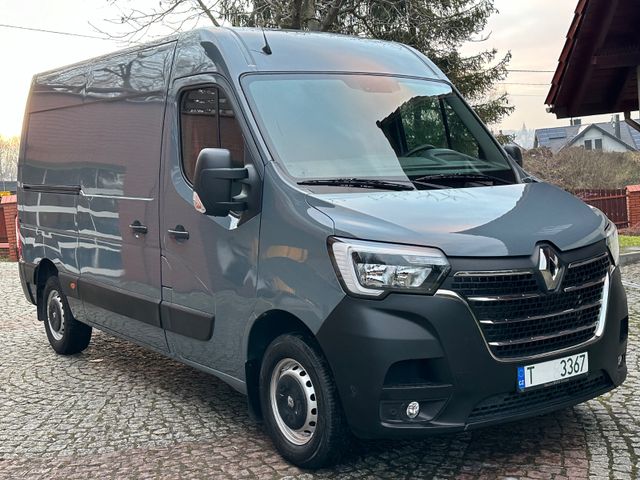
159, 75, 260, 379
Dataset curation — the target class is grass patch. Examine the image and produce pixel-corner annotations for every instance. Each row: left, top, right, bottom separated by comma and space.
619, 235, 640, 249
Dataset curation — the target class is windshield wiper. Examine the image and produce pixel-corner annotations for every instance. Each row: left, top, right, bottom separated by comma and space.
412, 179, 449, 190
298, 178, 413, 191
413, 173, 512, 185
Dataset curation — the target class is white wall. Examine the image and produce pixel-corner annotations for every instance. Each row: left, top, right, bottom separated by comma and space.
576, 129, 630, 152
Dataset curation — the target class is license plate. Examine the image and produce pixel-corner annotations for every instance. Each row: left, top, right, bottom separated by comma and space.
517, 352, 588, 391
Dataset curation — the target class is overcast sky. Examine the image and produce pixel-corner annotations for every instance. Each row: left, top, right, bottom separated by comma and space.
0, 0, 617, 137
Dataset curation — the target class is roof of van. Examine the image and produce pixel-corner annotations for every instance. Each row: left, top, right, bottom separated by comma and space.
33, 27, 448, 82
203, 27, 447, 79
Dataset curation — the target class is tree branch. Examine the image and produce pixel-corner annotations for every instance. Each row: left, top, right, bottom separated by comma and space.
321, 0, 345, 31
194, 0, 221, 26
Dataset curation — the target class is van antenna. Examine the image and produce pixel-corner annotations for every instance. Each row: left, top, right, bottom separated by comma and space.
261, 27, 272, 55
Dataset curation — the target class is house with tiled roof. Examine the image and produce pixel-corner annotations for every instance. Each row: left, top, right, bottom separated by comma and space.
534, 115, 640, 153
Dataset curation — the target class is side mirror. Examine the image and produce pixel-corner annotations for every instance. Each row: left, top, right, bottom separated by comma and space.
193, 148, 249, 217
504, 144, 523, 167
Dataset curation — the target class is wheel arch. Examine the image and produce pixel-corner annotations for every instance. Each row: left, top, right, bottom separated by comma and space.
34, 258, 58, 321
244, 309, 318, 420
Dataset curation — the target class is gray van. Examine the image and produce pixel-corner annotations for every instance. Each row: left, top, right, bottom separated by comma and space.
17, 27, 628, 468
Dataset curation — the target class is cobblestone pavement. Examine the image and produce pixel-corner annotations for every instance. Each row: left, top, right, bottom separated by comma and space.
0, 262, 638, 480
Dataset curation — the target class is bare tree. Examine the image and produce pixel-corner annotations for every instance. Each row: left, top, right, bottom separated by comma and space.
0, 136, 19, 181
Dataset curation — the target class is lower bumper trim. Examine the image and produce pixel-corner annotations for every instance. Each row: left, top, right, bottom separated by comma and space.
468, 371, 613, 423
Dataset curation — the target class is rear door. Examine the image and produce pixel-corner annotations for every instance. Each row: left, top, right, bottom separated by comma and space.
159, 74, 260, 378
75, 43, 175, 351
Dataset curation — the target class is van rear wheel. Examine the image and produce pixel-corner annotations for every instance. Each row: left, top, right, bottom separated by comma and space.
42, 276, 92, 355
259, 334, 350, 468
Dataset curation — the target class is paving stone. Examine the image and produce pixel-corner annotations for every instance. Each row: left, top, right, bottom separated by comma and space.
0, 261, 638, 479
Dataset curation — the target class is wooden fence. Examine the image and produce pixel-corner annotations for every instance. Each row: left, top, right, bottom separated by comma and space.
571, 188, 629, 228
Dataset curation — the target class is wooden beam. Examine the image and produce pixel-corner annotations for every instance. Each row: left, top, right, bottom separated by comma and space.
625, 111, 640, 133
623, 66, 640, 133
568, 0, 619, 114
611, 66, 635, 111
593, 46, 640, 68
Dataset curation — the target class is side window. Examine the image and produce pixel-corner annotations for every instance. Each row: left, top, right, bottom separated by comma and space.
180, 86, 245, 183
584, 139, 592, 150
594, 138, 603, 150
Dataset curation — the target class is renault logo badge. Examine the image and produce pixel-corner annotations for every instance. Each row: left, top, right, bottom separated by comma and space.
538, 246, 564, 291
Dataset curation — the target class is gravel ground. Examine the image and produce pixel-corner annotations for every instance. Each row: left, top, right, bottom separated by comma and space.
0, 261, 637, 479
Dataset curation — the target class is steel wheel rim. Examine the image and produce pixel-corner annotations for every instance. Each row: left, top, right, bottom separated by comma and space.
270, 358, 318, 446
47, 289, 65, 341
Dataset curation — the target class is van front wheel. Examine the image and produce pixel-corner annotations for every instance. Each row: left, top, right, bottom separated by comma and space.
42, 276, 92, 355
259, 334, 350, 468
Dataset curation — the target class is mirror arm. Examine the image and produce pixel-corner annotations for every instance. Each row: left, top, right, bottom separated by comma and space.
202, 168, 249, 180
205, 166, 253, 214
229, 165, 256, 213
216, 200, 248, 212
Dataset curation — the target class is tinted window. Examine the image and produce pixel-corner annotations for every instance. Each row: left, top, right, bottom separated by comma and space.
180, 86, 245, 183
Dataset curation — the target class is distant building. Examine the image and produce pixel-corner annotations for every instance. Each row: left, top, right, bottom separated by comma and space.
534, 115, 640, 153
501, 124, 535, 150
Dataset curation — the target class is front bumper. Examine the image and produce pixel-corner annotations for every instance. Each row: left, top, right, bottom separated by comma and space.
316, 266, 628, 439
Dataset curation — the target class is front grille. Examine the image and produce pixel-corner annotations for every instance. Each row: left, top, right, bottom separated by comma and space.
451, 272, 539, 297
491, 328, 597, 358
468, 372, 612, 422
482, 305, 600, 343
471, 283, 604, 321
451, 253, 610, 359
563, 253, 610, 289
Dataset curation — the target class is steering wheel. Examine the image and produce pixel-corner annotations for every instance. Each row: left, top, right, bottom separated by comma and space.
405, 144, 437, 157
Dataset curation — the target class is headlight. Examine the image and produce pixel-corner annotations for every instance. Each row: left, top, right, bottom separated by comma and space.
605, 221, 620, 266
328, 237, 451, 298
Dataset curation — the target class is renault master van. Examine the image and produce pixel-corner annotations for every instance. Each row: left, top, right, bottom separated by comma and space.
17, 28, 628, 468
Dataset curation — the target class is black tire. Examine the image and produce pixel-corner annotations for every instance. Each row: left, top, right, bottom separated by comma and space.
42, 276, 92, 355
259, 333, 350, 469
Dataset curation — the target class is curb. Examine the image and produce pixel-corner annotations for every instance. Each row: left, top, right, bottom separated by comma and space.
620, 251, 640, 266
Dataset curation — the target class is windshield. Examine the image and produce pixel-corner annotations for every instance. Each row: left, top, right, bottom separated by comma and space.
243, 74, 515, 184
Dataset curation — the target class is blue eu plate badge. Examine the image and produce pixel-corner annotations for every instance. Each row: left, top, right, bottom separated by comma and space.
517, 366, 526, 391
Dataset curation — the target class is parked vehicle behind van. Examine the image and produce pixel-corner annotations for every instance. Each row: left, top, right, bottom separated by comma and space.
17, 28, 628, 468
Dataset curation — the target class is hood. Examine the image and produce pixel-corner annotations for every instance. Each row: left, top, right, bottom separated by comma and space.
306, 182, 606, 257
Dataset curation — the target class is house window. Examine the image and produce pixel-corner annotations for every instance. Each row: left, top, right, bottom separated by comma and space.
594, 138, 603, 150
180, 86, 245, 183
584, 139, 592, 150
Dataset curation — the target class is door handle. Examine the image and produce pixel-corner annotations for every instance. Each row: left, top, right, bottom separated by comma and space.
129, 220, 148, 236
168, 225, 190, 241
